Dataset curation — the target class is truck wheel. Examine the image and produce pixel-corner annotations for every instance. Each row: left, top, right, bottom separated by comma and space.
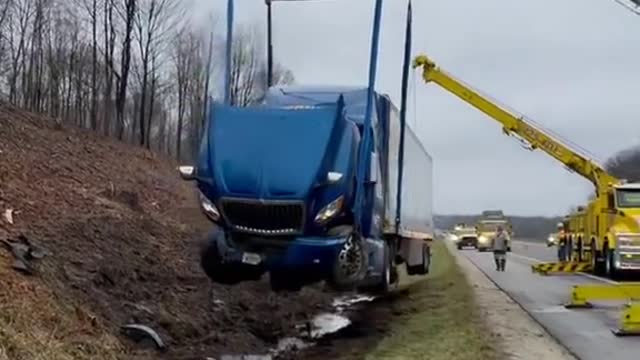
457, 244, 462, 250
407, 243, 430, 275
591, 241, 605, 276
327, 232, 368, 291
605, 245, 620, 280
199, 231, 263, 285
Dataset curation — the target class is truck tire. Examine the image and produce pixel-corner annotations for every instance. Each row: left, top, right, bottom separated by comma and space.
605, 245, 620, 280
591, 240, 605, 276
457, 243, 463, 250
199, 231, 263, 286
327, 232, 369, 291
407, 243, 430, 275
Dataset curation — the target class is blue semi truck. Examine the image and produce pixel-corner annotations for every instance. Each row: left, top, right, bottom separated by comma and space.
178, 85, 433, 292
177, 0, 432, 292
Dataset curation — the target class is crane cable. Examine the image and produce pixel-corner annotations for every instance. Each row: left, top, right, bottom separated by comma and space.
614, 0, 640, 15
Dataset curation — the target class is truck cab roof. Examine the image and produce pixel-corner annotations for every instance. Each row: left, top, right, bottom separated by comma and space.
615, 183, 640, 190
264, 85, 391, 125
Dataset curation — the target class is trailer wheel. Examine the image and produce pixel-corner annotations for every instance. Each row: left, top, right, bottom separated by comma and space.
407, 243, 430, 275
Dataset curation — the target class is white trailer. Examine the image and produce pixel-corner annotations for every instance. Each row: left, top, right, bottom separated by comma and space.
384, 102, 434, 275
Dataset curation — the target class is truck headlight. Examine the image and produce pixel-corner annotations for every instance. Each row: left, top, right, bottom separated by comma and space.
199, 191, 220, 222
479, 236, 488, 243
450, 235, 459, 241
547, 236, 554, 243
315, 195, 344, 224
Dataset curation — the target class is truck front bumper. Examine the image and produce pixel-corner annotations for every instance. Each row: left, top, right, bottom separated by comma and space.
217, 230, 350, 274
614, 249, 640, 270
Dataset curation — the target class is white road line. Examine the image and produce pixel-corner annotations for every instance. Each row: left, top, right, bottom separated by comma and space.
512, 240, 548, 247
510, 252, 543, 263
509, 252, 620, 285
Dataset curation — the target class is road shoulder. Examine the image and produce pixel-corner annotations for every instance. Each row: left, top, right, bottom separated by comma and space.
452, 247, 577, 360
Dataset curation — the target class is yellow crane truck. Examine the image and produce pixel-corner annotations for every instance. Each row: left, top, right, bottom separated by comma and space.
413, 55, 640, 278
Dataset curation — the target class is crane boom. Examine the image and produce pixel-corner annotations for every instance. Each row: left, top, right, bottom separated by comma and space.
411, 55, 620, 195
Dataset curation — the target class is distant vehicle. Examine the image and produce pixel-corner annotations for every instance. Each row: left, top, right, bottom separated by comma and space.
547, 233, 558, 247
475, 210, 513, 252
453, 225, 479, 250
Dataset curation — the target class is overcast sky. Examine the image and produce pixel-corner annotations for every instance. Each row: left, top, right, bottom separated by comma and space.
193, 0, 640, 217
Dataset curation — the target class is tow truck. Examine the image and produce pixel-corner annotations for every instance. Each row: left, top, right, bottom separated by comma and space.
412, 55, 640, 278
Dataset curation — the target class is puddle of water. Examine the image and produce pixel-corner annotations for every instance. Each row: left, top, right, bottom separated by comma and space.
309, 313, 352, 338
218, 295, 364, 359
275, 337, 311, 353
332, 295, 376, 309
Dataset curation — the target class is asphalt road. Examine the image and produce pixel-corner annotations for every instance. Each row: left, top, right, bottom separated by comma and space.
456, 239, 640, 360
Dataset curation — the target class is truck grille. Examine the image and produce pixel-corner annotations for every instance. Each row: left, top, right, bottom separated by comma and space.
220, 198, 305, 235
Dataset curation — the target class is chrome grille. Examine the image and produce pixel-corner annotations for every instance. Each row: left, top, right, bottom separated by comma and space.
220, 198, 305, 235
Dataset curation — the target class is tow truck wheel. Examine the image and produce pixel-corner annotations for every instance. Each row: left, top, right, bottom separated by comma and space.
407, 243, 430, 275
605, 245, 620, 280
591, 240, 605, 276
199, 231, 263, 285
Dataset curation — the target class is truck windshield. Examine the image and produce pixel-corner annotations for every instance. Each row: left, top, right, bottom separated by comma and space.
477, 222, 506, 231
616, 189, 640, 208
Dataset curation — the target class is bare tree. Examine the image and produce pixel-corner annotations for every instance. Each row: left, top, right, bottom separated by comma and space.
115, 0, 136, 140
0, 1, 296, 162
134, 0, 181, 148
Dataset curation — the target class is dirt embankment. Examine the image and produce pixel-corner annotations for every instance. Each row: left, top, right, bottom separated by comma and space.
0, 102, 334, 360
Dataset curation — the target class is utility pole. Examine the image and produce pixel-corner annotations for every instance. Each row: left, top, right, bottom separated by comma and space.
613, 0, 640, 14
266, 0, 274, 87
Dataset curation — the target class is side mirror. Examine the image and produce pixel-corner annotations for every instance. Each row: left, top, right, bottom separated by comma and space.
177, 165, 196, 181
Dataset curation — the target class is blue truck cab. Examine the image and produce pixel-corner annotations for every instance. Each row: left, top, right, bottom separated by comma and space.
179, 86, 402, 292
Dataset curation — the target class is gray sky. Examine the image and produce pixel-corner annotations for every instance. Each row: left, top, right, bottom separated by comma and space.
193, 0, 640, 216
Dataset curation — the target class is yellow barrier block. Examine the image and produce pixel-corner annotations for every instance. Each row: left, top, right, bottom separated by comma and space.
613, 302, 640, 336
565, 283, 640, 309
531, 262, 592, 275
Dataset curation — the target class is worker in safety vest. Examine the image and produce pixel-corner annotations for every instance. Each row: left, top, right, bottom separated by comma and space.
491, 225, 509, 271
557, 223, 567, 261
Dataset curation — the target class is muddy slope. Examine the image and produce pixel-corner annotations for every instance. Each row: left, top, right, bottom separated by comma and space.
0, 102, 334, 359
